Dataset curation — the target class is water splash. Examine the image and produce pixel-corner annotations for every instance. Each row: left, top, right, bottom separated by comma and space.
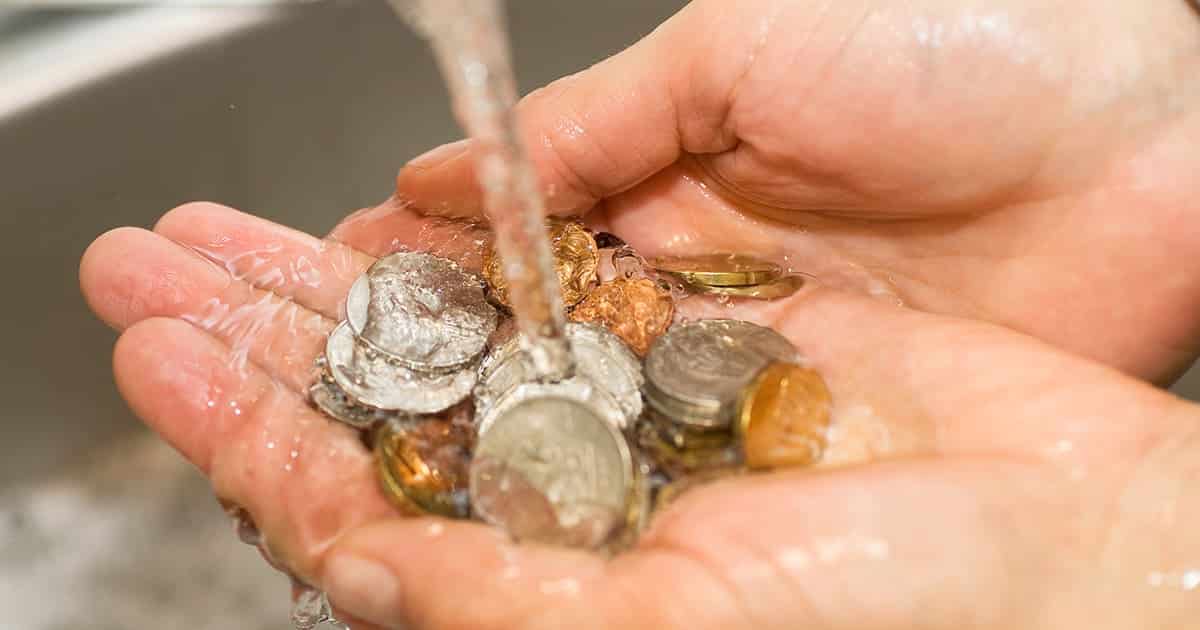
391, 0, 573, 381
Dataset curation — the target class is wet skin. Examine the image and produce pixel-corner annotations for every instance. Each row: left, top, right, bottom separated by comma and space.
79, 0, 1200, 628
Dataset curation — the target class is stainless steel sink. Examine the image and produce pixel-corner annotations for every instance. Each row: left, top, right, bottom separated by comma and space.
0, 1, 1196, 627
0, 2, 684, 627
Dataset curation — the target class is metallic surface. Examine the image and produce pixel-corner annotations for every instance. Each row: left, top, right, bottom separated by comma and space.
347, 252, 497, 371
569, 277, 674, 356
686, 275, 806, 300
643, 319, 799, 429
650, 253, 782, 287
737, 362, 832, 469
307, 368, 394, 429
483, 218, 598, 309
376, 418, 472, 518
476, 321, 643, 428
469, 395, 633, 548
326, 322, 477, 413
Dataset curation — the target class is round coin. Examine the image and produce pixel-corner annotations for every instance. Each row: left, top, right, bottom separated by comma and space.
483, 219, 599, 308
307, 374, 392, 430
470, 395, 633, 549
376, 418, 472, 518
650, 253, 782, 287
475, 322, 643, 428
643, 319, 798, 430
326, 322, 477, 413
737, 362, 832, 469
346, 252, 497, 371
475, 379, 627, 437
687, 275, 805, 300
569, 278, 674, 356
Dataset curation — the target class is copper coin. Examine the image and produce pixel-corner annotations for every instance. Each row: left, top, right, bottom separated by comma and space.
376, 418, 473, 518
569, 278, 674, 356
737, 362, 832, 469
483, 219, 598, 308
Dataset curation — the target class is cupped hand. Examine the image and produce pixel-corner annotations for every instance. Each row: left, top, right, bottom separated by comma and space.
391, 0, 1200, 383
80, 201, 1200, 629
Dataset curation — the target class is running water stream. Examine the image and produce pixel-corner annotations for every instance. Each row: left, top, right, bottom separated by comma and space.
388, 0, 573, 381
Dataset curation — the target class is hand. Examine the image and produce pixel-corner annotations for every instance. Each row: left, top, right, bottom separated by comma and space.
80, 202, 1199, 629
387, 0, 1200, 384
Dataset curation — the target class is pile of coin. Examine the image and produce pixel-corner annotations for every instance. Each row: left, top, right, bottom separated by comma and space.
308, 220, 832, 551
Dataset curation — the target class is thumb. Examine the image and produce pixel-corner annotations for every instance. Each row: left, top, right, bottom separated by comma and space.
394, 3, 729, 218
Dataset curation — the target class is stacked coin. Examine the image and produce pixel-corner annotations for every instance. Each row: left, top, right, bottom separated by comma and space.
650, 253, 805, 300
639, 319, 832, 477
304, 235, 835, 553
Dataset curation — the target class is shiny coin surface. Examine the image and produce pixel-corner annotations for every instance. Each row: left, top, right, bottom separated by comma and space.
569, 278, 674, 356
483, 219, 598, 308
475, 322, 643, 428
737, 362, 832, 469
326, 322, 477, 413
346, 252, 497, 371
475, 379, 627, 437
470, 395, 633, 549
635, 418, 739, 479
644, 319, 798, 430
650, 253, 782, 287
688, 275, 805, 300
376, 418, 473, 518
307, 372, 393, 430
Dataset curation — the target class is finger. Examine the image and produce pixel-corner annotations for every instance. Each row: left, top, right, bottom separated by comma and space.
321, 517, 613, 630
154, 201, 373, 320
318, 457, 1068, 630
394, 1, 741, 219
327, 197, 492, 269
81, 226, 331, 392
112, 317, 396, 581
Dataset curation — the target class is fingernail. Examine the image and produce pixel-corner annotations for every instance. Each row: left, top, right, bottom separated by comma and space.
406, 138, 470, 170
324, 553, 402, 625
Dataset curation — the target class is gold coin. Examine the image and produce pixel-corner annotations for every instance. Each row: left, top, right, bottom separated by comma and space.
736, 362, 832, 469
634, 417, 737, 479
568, 278, 674, 356
650, 253, 782, 287
482, 218, 599, 309
689, 275, 805, 300
376, 418, 473, 518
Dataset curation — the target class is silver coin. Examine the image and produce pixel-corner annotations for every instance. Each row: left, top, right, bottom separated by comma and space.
325, 322, 476, 414
346, 252, 497, 371
643, 319, 797, 430
475, 379, 626, 437
307, 373, 393, 430
469, 395, 633, 549
475, 322, 643, 428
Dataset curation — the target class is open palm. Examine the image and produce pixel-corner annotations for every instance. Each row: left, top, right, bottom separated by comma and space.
79, 0, 1200, 627
81, 201, 1198, 629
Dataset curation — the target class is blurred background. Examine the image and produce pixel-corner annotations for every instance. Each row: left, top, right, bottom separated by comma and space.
0, 2, 1196, 628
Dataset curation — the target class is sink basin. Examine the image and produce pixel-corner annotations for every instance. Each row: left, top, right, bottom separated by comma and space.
1, 1, 1196, 627
0, 1, 683, 627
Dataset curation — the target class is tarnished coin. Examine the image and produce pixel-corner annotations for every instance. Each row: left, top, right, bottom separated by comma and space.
635, 417, 739, 479
376, 418, 473, 518
346, 252, 497, 371
326, 322, 477, 413
650, 253, 782, 287
737, 362, 832, 469
687, 275, 805, 300
307, 371, 393, 430
569, 278, 674, 356
483, 219, 598, 308
644, 319, 798, 430
470, 396, 633, 549
475, 322, 643, 428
